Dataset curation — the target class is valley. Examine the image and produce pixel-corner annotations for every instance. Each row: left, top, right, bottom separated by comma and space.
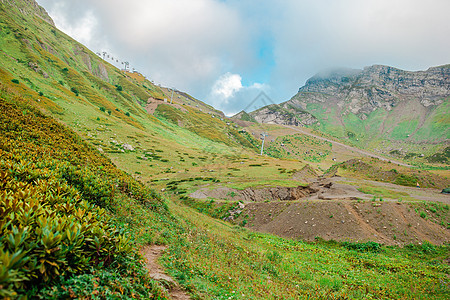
0, 0, 449, 299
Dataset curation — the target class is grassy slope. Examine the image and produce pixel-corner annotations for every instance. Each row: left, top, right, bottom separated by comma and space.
2, 87, 449, 299
1, 1, 449, 299
301, 97, 449, 165
327, 157, 449, 189
0, 85, 168, 298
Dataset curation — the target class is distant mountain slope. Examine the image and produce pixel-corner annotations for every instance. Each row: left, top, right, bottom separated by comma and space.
246, 64, 450, 159
0, 0, 256, 152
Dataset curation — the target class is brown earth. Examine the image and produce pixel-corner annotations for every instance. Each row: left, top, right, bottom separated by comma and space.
145, 98, 188, 115
189, 178, 372, 203
189, 175, 449, 245
235, 200, 449, 245
141, 245, 190, 300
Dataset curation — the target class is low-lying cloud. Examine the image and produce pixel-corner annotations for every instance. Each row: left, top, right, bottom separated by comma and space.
37, 0, 450, 114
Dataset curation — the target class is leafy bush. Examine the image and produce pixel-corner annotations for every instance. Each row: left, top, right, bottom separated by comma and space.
343, 241, 382, 252
0, 170, 133, 297
70, 87, 79, 96
0, 95, 168, 297
405, 242, 436, 254
11, 79, 19, 84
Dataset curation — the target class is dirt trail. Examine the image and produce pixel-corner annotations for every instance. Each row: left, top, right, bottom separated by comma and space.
141, 245, 190, 300
284, 125, 412, 167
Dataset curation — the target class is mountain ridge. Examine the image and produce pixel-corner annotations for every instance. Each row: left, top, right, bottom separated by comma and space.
240, 63, 449, 159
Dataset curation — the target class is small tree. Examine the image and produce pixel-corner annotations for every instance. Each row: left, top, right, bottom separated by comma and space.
125, 112, 130, 117
100, 107, 106, 112
107, 110, 111, 116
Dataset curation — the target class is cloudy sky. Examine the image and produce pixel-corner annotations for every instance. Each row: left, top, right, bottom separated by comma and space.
36, 0, 450, 115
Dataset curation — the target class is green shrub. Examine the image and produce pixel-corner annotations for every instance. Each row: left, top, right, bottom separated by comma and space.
343, 241, 382, 252
405, 242, 436, 254
0, 171, 133, 297
70, 87, 79, 96
11, 79, 19, 84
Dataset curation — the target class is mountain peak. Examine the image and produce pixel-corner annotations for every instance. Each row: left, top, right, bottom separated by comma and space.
1, 0, 55, 26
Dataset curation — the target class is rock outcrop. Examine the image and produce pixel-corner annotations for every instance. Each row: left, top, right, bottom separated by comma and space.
291, 64, 449, 116
250, 64, 450, 124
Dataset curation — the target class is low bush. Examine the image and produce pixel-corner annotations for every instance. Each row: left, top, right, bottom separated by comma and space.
343, 241, 382, 252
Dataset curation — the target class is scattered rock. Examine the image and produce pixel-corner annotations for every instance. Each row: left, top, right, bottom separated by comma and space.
122, 143, 134, 151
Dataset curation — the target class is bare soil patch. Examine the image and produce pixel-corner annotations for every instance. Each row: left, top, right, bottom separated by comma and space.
190, 178, 371, 202
189, 175, 449, 245
235, 200, 449, 245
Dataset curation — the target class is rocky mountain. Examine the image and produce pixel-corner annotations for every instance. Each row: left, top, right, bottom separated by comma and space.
1, 0, 55, 25
291, 65, 449, 116
244, 64, 450, 154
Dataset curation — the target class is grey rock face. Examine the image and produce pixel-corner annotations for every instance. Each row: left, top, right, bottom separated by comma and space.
294, 64, 450, 116
250, 64, 449, 126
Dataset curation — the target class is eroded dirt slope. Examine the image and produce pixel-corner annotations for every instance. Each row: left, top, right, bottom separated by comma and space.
235, 200, 449, 245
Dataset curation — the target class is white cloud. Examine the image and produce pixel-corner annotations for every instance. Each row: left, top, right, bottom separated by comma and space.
37, 0, 450, 114
211, 73, 242, 99
49, 4, 98, 47
208, 73, 271, 116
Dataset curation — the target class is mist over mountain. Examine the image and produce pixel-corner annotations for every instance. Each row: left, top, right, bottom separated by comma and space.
243, 64, 449, 152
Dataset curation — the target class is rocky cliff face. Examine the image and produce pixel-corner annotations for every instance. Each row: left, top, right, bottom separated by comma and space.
249, 64, 449, 127
290, 64, 450, 117
251, 104, 318, 126
1, 0, 55, 26
246, 64, 449, 148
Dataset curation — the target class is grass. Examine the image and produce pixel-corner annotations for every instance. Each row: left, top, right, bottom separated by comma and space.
265, 133, 332, 163
158, 197, 450, 299
328, 157, 450, 189
1, 2, 449, 298
356, 184, 415, 201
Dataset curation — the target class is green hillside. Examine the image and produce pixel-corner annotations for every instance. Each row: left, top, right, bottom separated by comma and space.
0, 84, 168, 298
1, 1, 450, 299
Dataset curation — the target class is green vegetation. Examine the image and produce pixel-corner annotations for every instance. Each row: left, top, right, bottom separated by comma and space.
300, 98, 450, 159
155, 104, 258, 150
356, 184, 414, 201
329, 157, 449, 189
0, 91, 167, 298
266, 133, 332, 162
237, 111, 257, 122
0, 1, 449, 298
